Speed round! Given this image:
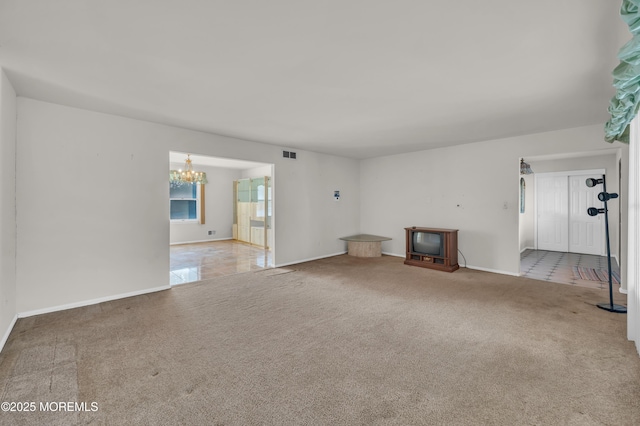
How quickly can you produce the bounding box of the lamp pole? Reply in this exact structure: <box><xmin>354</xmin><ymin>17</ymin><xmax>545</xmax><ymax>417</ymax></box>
<box><xmin>586</xmin><ymin>175</ymin><xmax>626</xmax><ymax>313</ymax></box>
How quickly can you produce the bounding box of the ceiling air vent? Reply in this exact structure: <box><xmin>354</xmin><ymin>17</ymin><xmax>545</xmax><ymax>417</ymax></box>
<box><xmin>283</xmin><ymin>150</ymin><xmax>297</xmax><ymax>159</ymax></box>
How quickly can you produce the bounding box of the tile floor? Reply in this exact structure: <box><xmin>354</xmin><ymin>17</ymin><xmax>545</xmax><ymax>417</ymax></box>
<box><xmin>520</xmin><ymin>249</ymin><xmax>621</xmax><ymax>290</ymax></box>
<box><xmin>170</xmin><ymin>240</ymin><xmax>272</xmax><ymax>285</ymax></box>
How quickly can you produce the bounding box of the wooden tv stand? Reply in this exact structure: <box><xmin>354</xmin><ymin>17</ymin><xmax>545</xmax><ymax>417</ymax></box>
<box><xmin>404</xmin><ymin>227</ymin><xmax>459</xmax><ymax>272</ymax></box>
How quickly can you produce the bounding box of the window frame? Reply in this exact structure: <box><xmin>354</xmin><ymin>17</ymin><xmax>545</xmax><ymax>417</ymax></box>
<box><xmin>170</xmin><ymin>182</ymin><xmax>204</xmax><ymax>224</ymax></box>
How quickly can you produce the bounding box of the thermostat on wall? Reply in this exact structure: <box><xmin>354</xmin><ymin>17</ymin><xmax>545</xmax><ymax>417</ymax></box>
<box><xmin>334</xmin><ymin>190</ymin><xmax>340</xmax><ymax>201</ymax></box>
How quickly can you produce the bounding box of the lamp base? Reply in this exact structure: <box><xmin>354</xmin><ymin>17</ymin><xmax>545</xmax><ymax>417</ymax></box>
<box><xmin>597</xmin><ymin>303</ymin><xmax>627</xmax><ymax>314</ymax></box>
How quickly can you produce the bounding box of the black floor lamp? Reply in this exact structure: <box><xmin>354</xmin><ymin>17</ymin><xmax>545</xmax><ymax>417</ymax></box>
<box><xmin>586</xmin><ymin>175</ymin><xmax>626</xmax><ymax>314</ymax></box>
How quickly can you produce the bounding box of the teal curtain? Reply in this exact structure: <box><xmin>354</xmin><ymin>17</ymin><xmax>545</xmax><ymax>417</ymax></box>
<box><xmin>605</xmin><ymin>0</ymin><xmax>640</xmax><ymax>143</ymax></box>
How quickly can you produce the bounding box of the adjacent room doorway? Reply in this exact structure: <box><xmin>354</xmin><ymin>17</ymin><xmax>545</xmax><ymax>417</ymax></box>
<box><xmin>169</xmin><ymin>152</ymin><xmax>275</xmax><ymax>285</ymax></box>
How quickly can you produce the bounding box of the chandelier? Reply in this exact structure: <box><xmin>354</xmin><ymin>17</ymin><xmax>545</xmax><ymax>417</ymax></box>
<box><xmin>170</xmin><ymin>154</ymin><xmax>208</xmax><ymax>187</ymax></box>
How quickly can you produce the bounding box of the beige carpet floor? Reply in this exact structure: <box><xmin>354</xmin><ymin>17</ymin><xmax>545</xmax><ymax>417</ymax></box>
<box><xmin>0</xmin><ymin>255</ymin><xmax>638</xmax><ymax>425</ymax></box>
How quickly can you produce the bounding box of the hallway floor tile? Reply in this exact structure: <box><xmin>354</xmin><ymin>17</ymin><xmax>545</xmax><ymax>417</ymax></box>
<box><xmin>520</xmin><ymin>249</ymin><xmax>621</xmax><ymax>291</ymax></box>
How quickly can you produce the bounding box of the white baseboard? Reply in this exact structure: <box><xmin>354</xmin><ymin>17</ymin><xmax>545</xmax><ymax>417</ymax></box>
<box><xmin>275</xmin><ymin>251</ymin><xmax>347</xmax><ymax>268</ymax></box>
<box><xmin>18</xmin><ymin>285</ymin><xmax>171</xmax><ymax>319</ymax></box>
<box><xmin>0</xmin><ymin>314</ymin><xmax>18</xmax><ymax>354</ymax></box>
<box><xmin>465</xmin><ymin>265</ymin><xmax>520</xmax><ymax>277</ymax></box>
<box><xmin>170</xmin><ymin>237</ymin><xmax>232</xmax><ymax>246</ymax></box>
<box><xmin>520</xmin><ymin>246</ymin><xmax>535</xmax><ymax>254</ymax></box>
<box><xmin>382</xmin><ymin>252</ymin><xmax>405</xmax><ymax>258</ymax></box>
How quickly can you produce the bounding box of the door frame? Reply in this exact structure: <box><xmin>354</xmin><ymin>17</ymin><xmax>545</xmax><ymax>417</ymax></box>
<box><xmin>534</xmin><ymin>168</ymin><xmax>606</xmax><ymax>254</ymax></box>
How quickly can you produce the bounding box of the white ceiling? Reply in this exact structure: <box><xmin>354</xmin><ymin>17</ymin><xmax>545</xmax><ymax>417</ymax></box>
<box><xmin>0</xmin><ymin>1</ymin><xmax>628</xmax><ymax>159</ymax></box>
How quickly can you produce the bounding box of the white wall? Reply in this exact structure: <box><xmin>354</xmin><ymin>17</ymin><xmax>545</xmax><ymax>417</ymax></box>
<box><xmin>170</xmin><ymin>164</ymin><xmax>241</xmax><ymax>244</ymax></box>
<box><xmin>16</xmin><ymin>98</ymin><xmax>360</xmax><ymax>314</ymax></box>
<box><xmin>267</xmin><ymin>152</ymin><xmax>359</xmax><ymax>264</ymax></box>
<box><xmin>0</xmin><ymin>70</ymin><xmax>17</xmax><ymax>350</ymax></box>
<box><xmin>360</xmin><ymin>124</ymin><xmax>627</xmax><ymax>276</ymax></box>
<box><xmin>241</xmin><ymin>165</ymin><xmax>272</xmax><ymax>179</ymax></box>
<box><xmin>16</xmin><ymin>99</ymin><xmax>171</xmax><ymax>314</ymax></box>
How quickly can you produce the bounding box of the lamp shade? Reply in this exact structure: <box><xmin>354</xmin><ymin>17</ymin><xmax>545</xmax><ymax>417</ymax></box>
<box><xmin>586</xmin><ymin>178</ymin><xmax>603</xmax><ymax>188</ymax></box>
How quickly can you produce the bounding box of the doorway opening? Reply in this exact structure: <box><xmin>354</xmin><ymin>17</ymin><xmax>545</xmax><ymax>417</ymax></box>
<box><xmin>518</xmin><ymin>151</ymin><xmax>621</xmax><ymax>289</ymax></box>
<box><xmin>168</xmin><ymin>151</ymin><xmax>274</xmax><ymax>285</ymax></box>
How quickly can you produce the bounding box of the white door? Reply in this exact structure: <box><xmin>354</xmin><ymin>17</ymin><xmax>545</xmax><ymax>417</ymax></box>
<box><xmin>537</xmin><ymin>175</ymin><xmax>569</xmax><ymax>251</ymax></box>
<box><xmin>568</xmin><ymin>175</ymin><xmax>603</xmax><ymax>255</ymax></box>
<box><xmin>535</xmin><ymin>171</ymin><xmax>605</xmax><ymax>255</ymax></box>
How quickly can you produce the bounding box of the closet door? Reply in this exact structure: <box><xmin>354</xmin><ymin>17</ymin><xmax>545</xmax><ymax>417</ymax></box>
<box><xmin>536</xmin><ymin>172</ymin><xmax>605</xmax><ymax>255</ymax></box>
<box><xmin>537</xmin><ymin>175</ymin><xmax>569</xmax><ymax>251</ymax></box>
<box><xmin>568</xmin><ymin>175</ymin><xmax>603</xmax><ymax>255</ymax></box>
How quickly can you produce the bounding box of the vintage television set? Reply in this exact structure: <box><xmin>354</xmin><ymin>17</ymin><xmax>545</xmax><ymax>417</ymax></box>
<box><xmin>404</xmin><ymin>227</ymin><xmax>459</xmax><ymax>272</ymax></box>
